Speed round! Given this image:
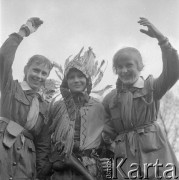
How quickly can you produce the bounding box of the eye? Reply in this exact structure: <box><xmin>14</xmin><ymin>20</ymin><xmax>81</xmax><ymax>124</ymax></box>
<box><xmin>33</xmin><ymin>69</ymin><xmax>40</xmax><ymax>73</ymax></box>
<box><xmin>67</xmin><ymin>74</ymin><xmax>75</xmax><ymax>80</ymax></box>
<box><xmin>117</xmin><ymin>65</ymin><xmax>123</xmax><ymax>69</ymax></box>
<box><xmin>42</xmin><ymin>71</ymin><xmax>48</xmax><ymax>76</ymax></box>
<box><xmin>78</xmin><ymin>74</ymin><xmax>85</xmax><ymax>78</ymax></box>
<box><xmin>126</xmin><ymin>64</ymin><xmax>133</xmax><ymax>68</ymax></box>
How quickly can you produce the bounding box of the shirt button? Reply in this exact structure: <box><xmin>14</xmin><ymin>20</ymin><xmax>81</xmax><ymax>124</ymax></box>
<box><xmin>13</xmin><ymin>162</ymin><xmax>17</xmax><ymax>166</ymax></box>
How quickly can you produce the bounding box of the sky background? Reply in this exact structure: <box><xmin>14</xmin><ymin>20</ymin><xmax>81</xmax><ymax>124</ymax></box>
<box><xmin>1</xmin><ymin>0</ymin><xmax>179</xmax><ymax>91</ymax></box>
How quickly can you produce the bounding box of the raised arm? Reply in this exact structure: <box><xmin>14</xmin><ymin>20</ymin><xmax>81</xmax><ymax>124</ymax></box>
<box><xmin>0</xmin><ymin>17</ymin><xmax>43</xmax><ymax>92</ymax></box>
<box><xmin>138</xmin><ymin>17</ymin><xmax>179</xmax><ymax>99</ymax></box>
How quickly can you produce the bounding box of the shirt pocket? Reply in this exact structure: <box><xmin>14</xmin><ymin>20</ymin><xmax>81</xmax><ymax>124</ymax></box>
<box><xmin>109</xmin><ymin>102</ymin><xmax>121</xmax><ymax>121</ymax></box>
<box><xmin>138</xmin><ymin>125</ymin><xmax>163</xmax><ymax>153</ymax></box>
<box><xmin>14</xmin><ymin>92</ymin><xmax>30</xmax><ymax>105</ymax></box>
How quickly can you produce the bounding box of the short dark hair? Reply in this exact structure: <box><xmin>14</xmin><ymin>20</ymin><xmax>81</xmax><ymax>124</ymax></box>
<box><xmin>23</xmin><ymin>55</ymin><xmax>52</xmax><ymax>80</ymax></box>
<box><xmin>24</xmin><ymin>54</ymin><xmax>52</xmax><ymax>73</ymax></box>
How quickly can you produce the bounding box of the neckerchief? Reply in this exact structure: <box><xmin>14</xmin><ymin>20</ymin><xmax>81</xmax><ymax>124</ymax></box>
<box><xmin>116</xmin><ymin>78</ymin><xmax>141</xmax><ymax>129</ymax></box>
<box><xmin>20</xmin><ymin>81</ymin><xmax>41</xmax><ymax>130</ymax></box>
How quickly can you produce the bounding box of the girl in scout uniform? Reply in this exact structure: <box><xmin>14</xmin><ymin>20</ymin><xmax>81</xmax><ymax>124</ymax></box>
<box><xmin>0</xmin><ymin>18</ymin><xmax>52</xmax><ymax>180</ymax></box>
<box><xmin>103</xmin><ymin>17</ymin><xmax>179</xmax><ymax>179</ymax></box>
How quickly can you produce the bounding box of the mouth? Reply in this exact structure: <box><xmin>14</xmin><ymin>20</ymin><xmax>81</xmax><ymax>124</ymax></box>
<box><xmin>74</xmin><ymin>85</ymin><xmax>82</xmax><ymax>88</ymax></box>
<box><xmin>120</xmin><ymin>74</ymin><xmax>131</xmax><ymax>80</ymax></box>
<box><xmin>31</xmin><ymin>77</ymin><xmax>44</xmax><ymax>86</ymax></box>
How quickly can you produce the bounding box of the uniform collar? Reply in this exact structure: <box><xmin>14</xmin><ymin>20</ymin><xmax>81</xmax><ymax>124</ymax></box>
<box><xmin>20</xmin><ymin>81</ymin><xmax>44</xmax><ymax>101</ymax></box>
<box><xmin>20</xmin><ymin>81</ymin><xmax>32</xmax><ymax>91</ymax></box>
<box><xmin>133</xmin><ymin>77</ymin><xmax>144</xmax><ymax>89</ymax></box>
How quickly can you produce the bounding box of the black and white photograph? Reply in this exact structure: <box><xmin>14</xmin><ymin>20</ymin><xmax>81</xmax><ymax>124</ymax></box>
<box><xmin>0</xmin><ymin>0</ymin><xmax>179</xmax><ymax>179</ymax></box>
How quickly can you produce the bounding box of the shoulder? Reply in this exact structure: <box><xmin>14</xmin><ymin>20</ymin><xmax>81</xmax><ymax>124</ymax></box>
<box><xmin>49</xmin><ymin>94</ymin><xmax>64</xmax><ymax>114</ymax></box>
<box><xmin>88</xmin><ymin>96</ymin><xmax>105</xmax><ymax>111</ymax></box>
<box><xmin>103</xmin><ymin>89</ymin><xmax>117</xmax><ymax>104</ymax></box>
<box><xmin>144</xmin><ymin>75</ymin><xmax>154</xmax><ymax>91</ymax></box>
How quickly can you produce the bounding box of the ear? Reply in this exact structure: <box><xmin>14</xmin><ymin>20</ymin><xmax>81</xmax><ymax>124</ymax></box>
<box><xmin>24</xmin><ymin>66</ymin><xmax>28</xmax><ymax>80</ymax></box>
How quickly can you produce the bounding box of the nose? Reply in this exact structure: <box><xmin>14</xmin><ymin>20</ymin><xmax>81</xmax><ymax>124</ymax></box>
<box><xmin>121</xmin><ymin>67</ymin><xmax>128</xmax><ymax>73</ymax></box>
<box><xmin>74</xmin><ymin>76</ymin><xmax>80</xmax><ymax>82</ymax></box>
<box><xmin>36</xmin><ymin>72</ymin><xmax>43</xmax><ymax>80</ymax></box>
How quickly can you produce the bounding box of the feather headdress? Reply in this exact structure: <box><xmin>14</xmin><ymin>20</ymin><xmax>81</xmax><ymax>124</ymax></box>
<box><xmin>54</xmin><ymin>47</ymin><xmax>112</xmax><ymax>96</ymax></box>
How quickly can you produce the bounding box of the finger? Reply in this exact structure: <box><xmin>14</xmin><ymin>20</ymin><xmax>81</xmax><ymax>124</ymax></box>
<box><xmin>34</xmin><ymin>19</ymin><xmax>43</xmax><ymax>27</ymax></box>
<box><xmin>139</xmin><ymin>17</ymin><xmax>150</xmax><ymax>22</ymax></box>
<box><xmin>140</xmin><ymin>29</ymin><xmax>149</xmax><ymax>35</ymax></box>
<box><xmin>138</xmin><ymin>20</ymin><xmax>152</xmax><ymax>27</ymax></box>
<box><xmin>138</xmin><ymin>20</ymin><xmax>151</xmax><ymax>26</ymax></box>
<box><xmin>29</xmin><ymin>17</ymin><xmax>43</xmax><ymax>27</ymax></box>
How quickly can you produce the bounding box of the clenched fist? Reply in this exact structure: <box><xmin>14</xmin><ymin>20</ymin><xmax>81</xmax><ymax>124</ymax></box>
<box><xmin>20</xmin><ymin>17</ymin><xmax>43</xmax><ymax>37</ymax></box>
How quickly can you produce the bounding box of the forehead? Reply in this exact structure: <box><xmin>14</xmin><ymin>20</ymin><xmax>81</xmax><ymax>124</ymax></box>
<box><xmin>29</xmin><ymin>63</ymin><xmax>50</xmax><ymax>72</ymax></box>
<box><xmin>117</xmin><ymin>56</ymin><xmax>137</xmax><ymax>66</ymax></box>
<box><xmin>67</xmin><ymin>68</ymin><xmax>85</xmax><ymax>77</ymax></box>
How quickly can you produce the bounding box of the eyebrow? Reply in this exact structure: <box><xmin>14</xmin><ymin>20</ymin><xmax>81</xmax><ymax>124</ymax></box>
<box><xmin>33</xmin><ymin>68</ymin><xmax>48</xmax><ymax>74</ymax></box>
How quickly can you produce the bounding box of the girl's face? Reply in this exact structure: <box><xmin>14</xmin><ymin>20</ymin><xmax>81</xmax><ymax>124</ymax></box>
<box><xmin>116</xmin><ymin>58</ymin><xmax>140</xmax><ymax>85</ymax></box>
<box><xmin>67</xmin><ymin>69</ymin><xmax>87</xmax><ymax>93</ymax></box>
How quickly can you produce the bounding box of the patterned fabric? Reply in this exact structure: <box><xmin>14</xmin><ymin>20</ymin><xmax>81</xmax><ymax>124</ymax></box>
<box><xmin>73</xmin><ymin>93</ymin><xmax>89</xmax><ymax>143</ymax></box>
<box><xmin>50</xmin><ymin>94</ymin><xmax>106</xmax><ymax>179</ymax></box>
<box><xmin>65</xmin><ymin>59</ymin><xmax>90</xmax><ymax>78</ymax></box>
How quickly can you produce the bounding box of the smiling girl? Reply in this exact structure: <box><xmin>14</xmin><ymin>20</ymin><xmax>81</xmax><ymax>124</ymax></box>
<box><xmin>102</xmin><ymin>18</ymin><xmax>179</xmax><ymax>179</ymax></box>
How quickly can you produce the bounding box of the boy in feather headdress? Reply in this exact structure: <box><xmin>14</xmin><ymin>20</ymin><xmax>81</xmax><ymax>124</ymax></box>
<box><xmin>49</xmin><ymin>48</ymin><xmax>110</xmax><ymax>180</ymax></box>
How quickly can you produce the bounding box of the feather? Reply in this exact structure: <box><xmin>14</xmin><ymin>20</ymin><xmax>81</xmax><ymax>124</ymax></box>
<box><xmin>73</xmin><ymin>47</ymin><xmax>84</xmax><ymax>62</ymax></box>
<box><xmin>55</xmin><ymin>70</ymin><xmax>63</xmax><ymax>81</ymax></box>
<box><xmin>57</xmin><ymin>65</ymin><xmax>63</xmax><ymax>75</ymax></box>
<box><xmin>64</xmin><ymin>55</ymin><xmax>72</xmax><ymax>69</ymax></box>
<box><xmin>91</xmin><ymin>61</ymin><xmax>98</xmax><ymax>78</ymax></box>
<box><xmin>93</xmin><ymin>71</ymin><xmax>104</xmax><ymax>89</ymax></box>
<box><xmin>83</xmin><ymin>48</ymin><xmax>96</xmax><ymax>76</ymax></box>
<box><xmin>95</xmin><ymin>59</ymin><xmax>105</xmax><ymax>76</ymax></box>
<box><xmin>53</xmin><ymin>62</ymin><xmax>64</xmax><ymax>74</ymax></box>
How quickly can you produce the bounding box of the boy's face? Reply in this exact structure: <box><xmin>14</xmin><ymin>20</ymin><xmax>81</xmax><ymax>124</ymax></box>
<box><xmin>116</xmin><ymin>57</ymin><xmax>140</xmax><ymax>85</ymax></box>
<box><xmin>25</xmin><ymin>63</ymin><xmax>50</xmax><ymax>91</ymax></box>
<box><xmin>67</xmin><ymin>69</ymin><xmax>87</xmax><ymax>93</ymax></box>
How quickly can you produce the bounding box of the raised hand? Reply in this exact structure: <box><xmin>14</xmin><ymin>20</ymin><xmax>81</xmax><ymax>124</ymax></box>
<box><xmin>19</xmin><ymin>17</ymin><xmax>43</xmax><ymax>37</ymax></box>
<box><xmin>26</xmin><ymin>17</ymin><xmax>43</xmax><ymax>33</ymax></box>
<box><xmin>138</xmin><ymin>17</ymin><xmax>165</xmax><ymax>42</ymax></box>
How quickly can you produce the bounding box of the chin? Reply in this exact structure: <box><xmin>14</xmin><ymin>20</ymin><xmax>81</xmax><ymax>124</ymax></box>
<box><xmin>73</xmin><ymin>90</ymin><xmax>83</xmax><ymax>93</ymax></box>
<box><xmin>70</xmin><ymin>88</ymin><xmax>84</xmax><ymax>93</ymax></box>
<box><xmin>120</xmin><ymin>77</ymin><xmax>138</xmax><ymax>85</ymax></box>
<box><xmin>31</xmin><ymin>84</ymin><xmax>41</xmax><ymax>91</ymax></box>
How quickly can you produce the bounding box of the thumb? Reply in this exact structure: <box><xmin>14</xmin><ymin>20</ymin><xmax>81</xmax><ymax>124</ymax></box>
<box><xmin>140</xmin><ymin>29</ymin><xmax>149</xmax><ymax>35</ymax></box>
